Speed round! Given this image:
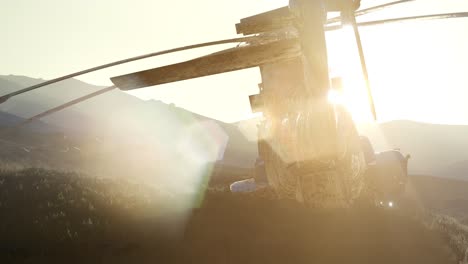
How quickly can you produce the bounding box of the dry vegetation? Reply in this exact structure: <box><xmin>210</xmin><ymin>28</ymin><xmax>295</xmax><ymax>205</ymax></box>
<box><xmin>429</xmin><ymin>214</ymin><xmax>468</xmax><ymax>263</ymax></box>
<box><xmin>0</xmin><ymin>168</ymin><xmax>462</xmax><ymax>263</ymax></box>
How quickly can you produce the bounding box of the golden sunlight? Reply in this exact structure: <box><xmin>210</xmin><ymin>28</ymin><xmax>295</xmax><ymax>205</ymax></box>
<box><xmin>328</xmin><ymin>19</ymin><xmax>468</xmax><ymax>125</ymax></box>
<box><xmin>327</xmin><ymin>26</ymin><xmax>374</xmax><ymax>122</ymax></box>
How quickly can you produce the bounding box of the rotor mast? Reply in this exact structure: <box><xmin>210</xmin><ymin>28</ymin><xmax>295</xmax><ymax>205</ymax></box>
<box><xmin>292</xmin><ymin>0</ymin><xmax>331</xmax><ymax>98</ymax></box>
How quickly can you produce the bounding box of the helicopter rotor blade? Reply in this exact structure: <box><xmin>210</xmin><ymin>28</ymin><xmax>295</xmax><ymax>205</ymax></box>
<box><xmin>10</xmin><ymin>86</ymin><xmax>116</xmax><ymax>130</ymax></box>
<box><xmin>357</xmin><ymin>11</ymin><xmax>468</xmax><ymax>27</ymax></box>
<box><xmin>327</xmin><ymin>0</ymin><xmax>417</xmax><ymax>24</ymax></box>
<box><xmin>326</xmin><ymin>12</ymin><xmax>468</xmax><ymax>31</ymax></box>
<box><xmin>347</xmin><ymin>14</ymin><xmax>377</xmax><ymax>120</ymax></box>
<box><xmin>110</xmin><ymin>39</ymin><xmax>300</xmax><ymax>90</ymax></box>
<box><xmin>354</xmin><ymin>0</ymin><xmax>417</xmax><ymax>17</ymax></box>
<box><xmin>0</xmin><ymin>35</ymin><xmax>267</xmax><ymax>104</ymax></box>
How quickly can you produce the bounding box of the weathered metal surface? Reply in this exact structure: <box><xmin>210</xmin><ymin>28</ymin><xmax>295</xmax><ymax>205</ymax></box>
<box><xmin>253</xmin><ymin>1</ymin><xmax>369</xmax><ymax>207</ymax></box>
<box><xmin>293</xmin><ymin>0</ymin><xmax>331</xmax><ymax>97</ymax></box>
<box><xmin>235</xmin><ymin>6</ymin><xmax>294</xmax><ymax>35</ymax></box>
<box><xmin>238</xmin><ymin>6</ymin><xmax>291</xmax><ymax>26</ymax></box>
<box><xmin>234</xmin><ymin>1</ymin><xmax>363</xmax><ymax>36</ymax></box>
<box><xmin>248</xmin><ymin>94</ymin><xmax>263</xmax><ymax>113</ymax></box>
<box><xmin>258</xmin><ymin>58</ymin><xmax>367</xmax><ymax>205</ymax></box>
<box><xmin>111</xmin><ymin>39</ymin><xmax>300</xmax><ymax>90</ymax></box>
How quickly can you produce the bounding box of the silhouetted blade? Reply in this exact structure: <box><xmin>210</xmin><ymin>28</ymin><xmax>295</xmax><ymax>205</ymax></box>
<box><xmin>327</xmin><ymin>0</ymin><xmax>417</xmax><ymax>24</ymax></box>
<box><xmin>111</xmin><ymin>39</ymin><xmax>300</xmax><ymax>91</ymax></box>
<box><xmin>0</xmin><ymin>36</ymin><xmax>261</xmax><ymax>104</ymax></box>
<box><xmin>326</xmin><ymin>12</ymin><xmax>468</xmax><ymax>30</ymax></box>
<box><xmin>349</xmin><ymin>15</ymin><xmax>377</xmax><ymax>120</ymax></box>
<box><xmin>358</xmin><ymin>12</ymin><xmax>468</xmax><ymax>27</ymax></box>
<box><xmin>0</xmin><ymin>95</ymin><xmax>10</xmax><ymax>104</ymax></box>
<box><xmin>12</xmin><ymin>86</ymin><xmax>116</xmax><ymax>129</ymax></box>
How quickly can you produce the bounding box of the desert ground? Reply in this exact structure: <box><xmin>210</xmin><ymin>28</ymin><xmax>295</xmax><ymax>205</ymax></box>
<box><xmin>0</xmin><ymin>168</ymin><xmax>466</xmax><ymax>264</ymax></box>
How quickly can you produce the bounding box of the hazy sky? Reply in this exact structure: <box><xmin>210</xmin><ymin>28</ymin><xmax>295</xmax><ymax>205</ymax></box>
<box><xmin>1</xmin><ymin>0</ymin><xmax>468</xmax><ymax>124</ymax></box>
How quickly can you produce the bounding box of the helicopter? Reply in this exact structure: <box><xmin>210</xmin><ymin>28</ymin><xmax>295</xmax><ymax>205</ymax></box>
<box><xmin>1</xmin><ymin>0</ymin><xmax>467</xmax><ymax>207</ymax></box>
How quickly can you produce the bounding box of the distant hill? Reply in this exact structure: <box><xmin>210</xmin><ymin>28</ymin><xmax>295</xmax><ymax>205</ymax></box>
<box><xmin>436</xmin><ymin>160</ymin><xmax>468</xmax><ymax>181</ymax></box>
<box><xmin>0</xmin><ymin>110</ymin><xmax>58</xmax><ymax>134</ymax></box>
<box><xmin>3</xmin><ymin>75</ymin><xmax>467</xmax><ymax>180</ymax></box>
<box><xmin>359</xmin><ymin>120</ymin><xmax>468</xmax><ymax>180</ymax></box>
<box><xmin>409</xmin><ymin>175</ymin><xmax>468</xmax><ymax>224</ymax></box>
<box><xmin>410</xmin><ymin>175</ymin><xmax>468</xmax><ymax>204</ymax></box>
<box><xmin>0</xmin><ymin>75</ymin><xmax>258</xmax><ymax>170</ymax></box>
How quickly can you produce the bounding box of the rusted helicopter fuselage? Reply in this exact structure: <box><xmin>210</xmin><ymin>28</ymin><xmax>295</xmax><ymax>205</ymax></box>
<box><xmin>111</xmin><ymin>0</ymin><xmax>368</xmax><ymax>207</ymax></box>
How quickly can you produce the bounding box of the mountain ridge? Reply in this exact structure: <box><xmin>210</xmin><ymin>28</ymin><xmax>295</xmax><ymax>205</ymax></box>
<box><xmin>1</xmin><ymin>75</ymin><xmax>467</xmax><ymax>180</ymax></box>
<box><xmin>358</xmin><ymin>120</ymin><xmax>468</xmax><ymax>180</ymax></box>
<box><xmin>0</xmin><ymin>75</ymin><xmax>258</xmax><ymax>170</ymax></box>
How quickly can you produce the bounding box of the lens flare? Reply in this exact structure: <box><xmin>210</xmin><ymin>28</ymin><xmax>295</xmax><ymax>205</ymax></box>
<box><xmin>327</xmin><ymin>27</ymin><xmax>374</xmax><ymax>122</ymax></box>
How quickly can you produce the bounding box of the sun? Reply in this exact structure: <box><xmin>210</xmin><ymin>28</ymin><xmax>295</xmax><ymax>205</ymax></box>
<box><xmin>327</xmin><ymin>27</ymin><xmax>374</xmax><ymax>123</ymax></box>
<box><xmin>328</xmin><ymin>77</ymin><xmax>373</xmax><ymax>122</ymax></box>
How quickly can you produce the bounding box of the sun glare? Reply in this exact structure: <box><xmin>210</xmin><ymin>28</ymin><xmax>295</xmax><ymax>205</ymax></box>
<box><xmin>327</xmin><ymin>27</ymin><xmax>374</xmax><ymax>123</ymax></box>
<box><xmin>327</xmin><ymin>89</ymin><xmax>343</xmax><ymax>105</ymax></box>
<box><xmin>246</xmin><ymin>111</ymin><xmax>264</xmax><ymax>120</ymax></box>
